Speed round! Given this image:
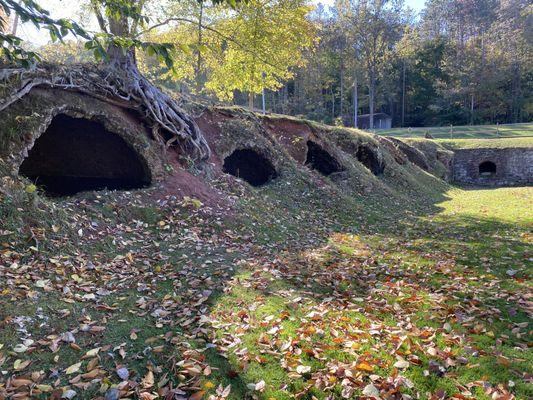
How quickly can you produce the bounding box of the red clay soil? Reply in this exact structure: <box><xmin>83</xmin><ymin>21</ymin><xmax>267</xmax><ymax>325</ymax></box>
<box><xmin>262</xmin><ymin>117</ymin><xmax>313</xmax><ymax>164</ymax></box>
<box><xmin>152</xmin><ymin>152</ymin><xmax>228</xmax><ymax>210</ymax></box>
<box><xmin>195</xmin><ymin>109</ymin><xmax>229</xmax><ymax>169</ymax></box>
<box><xmin>152</xmin><ymin>109</ymin><xmax>235</xmax><ymax>209</ymax></box>
<box><xmin>152</xmin><ymin>109</ymin><xmax>327</xmax><ymax>208</ymax></box>
<box><xmin>196</xmin><ymin>109</ymin><xmax>317</xmax><ymax>167</ymax></box>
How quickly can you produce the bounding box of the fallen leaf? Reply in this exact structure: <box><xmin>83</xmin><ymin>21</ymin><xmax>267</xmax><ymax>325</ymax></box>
<box><xmin>356</xmin><ymin>362</ymin><xmax>375</xmax><ymax>372</ymax></box>
<box><xmin>142</xmin><ymin>370</ymin><xmax>154</xmax><ymax>389</ymax></box>
<box><xmin>362</xmin><ymin>383</ymin><xmax>380</xmax><ymax>398</ymax></box>
<box><xmin>66</xmin><ymin>362</ymin><xmax>82</xmax><ymax>375</ymax></box>
<box><xmin>393</xmin><ymin>358</ymin><xmax>410</xmax><ymax>369</ymax></box>
<box><xmin>296</xmin><ymin>365</ymin><xmax>311</xmax><ymax>374</ymax></box>
<box><xmin>117</xmin><ymin>367</ymin><xmax>129</xmax><ymax>381</ymax></box>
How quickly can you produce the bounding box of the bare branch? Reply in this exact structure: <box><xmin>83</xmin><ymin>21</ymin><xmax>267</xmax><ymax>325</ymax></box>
<box><xmin>90</xmin><ymin>0</ymin><xmax>109</xmax><ymax>34</ymax></box>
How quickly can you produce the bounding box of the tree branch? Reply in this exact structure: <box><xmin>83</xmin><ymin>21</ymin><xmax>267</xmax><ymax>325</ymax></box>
<box><xmin>136</xmin><ymin>16</ymin><xmax>284</xmax><ymax>72</ymax></box>
<box><xmin>90</xmin><ymin>0</ymin><xmax>108</xmax><ymax>34</ymax></box>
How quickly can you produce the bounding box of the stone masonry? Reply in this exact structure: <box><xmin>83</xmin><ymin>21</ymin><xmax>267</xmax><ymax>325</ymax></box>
<box><xmin>453</xmin><ymin>147</ymin><xmax>532</xmax><ymax>186</ymax></box>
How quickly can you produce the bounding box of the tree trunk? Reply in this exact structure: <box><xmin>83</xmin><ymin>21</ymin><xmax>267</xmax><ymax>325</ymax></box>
<box><xmin>195</xmin><ymin>1</ymin><xmax>204</xmax><ymax>93</ymax></box>
<box><xmin>480</xmin><ymin>31</ymin><xmax>485</xmax><ymax>67</ymax></box>
<box><xmin>340</xmin><ymin>55</ymin><xmax>344</xmax><ymax>124</ymax></box>
<box><xmin>511</xmin><ymin>61</ymin><xmax>521</xmax><ymax>123</ymax></box>
<box><xmin>282</xmin><ymin>86</ymin><xmax>288</xmax><ymax>114</ymax></box>
<box><xmin>261</xmin><ymin>87</ymin><xmax>266</xmax><ymax>115</ymax></box>
<box><xmin>401</xmin><ymin>59</ymin><xmax>406</xmax><ymax>127</ymax></box>
<box><xmin>369</xmin><ymin>73</ymin><xmax>375</xmax><ymax>130</ymax></box>
<box><xmin>470</xmin><ymin>94</ymin><xmax>474</xmax><ymax>125</ymax></box>
<box><xmin>11</xmin><ymin>0</ymin><xmax>20</xmax><ymax>35</ymax></box>
<box><xmin>353</xmin><ymin>75</ymin><xmax>358</xmax><ymax>128</ymax></box>
<box><xmin>0</xmin><ymin>7</ymin><xmax>8</xmax><ymax>33</ymax></box>
<box><xmin>107</xmin><ymin>14</ymin><xmax>134</xmax><ymax>66</ymax></box>
<box><xmin>249</xmin><ymin>92</ymin><xmax>254</xmax><ymax>111</ymax></box>
<box><xmin>331</xmin><ymin>87</ymin><xmax>335</xmax><ymax>121</ymax></box>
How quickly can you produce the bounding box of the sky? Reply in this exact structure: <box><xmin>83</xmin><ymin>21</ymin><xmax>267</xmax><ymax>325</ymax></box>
<box><xmin>17</xmin><ymin>0</ymin><xmax>427</xmax><ymax>46</ymax></box>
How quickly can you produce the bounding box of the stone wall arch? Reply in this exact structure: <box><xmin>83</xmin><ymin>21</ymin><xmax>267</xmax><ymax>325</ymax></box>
<box><xmin>453</xmin><ymin>148</ymin><xmax>532</xmax><ymax>186</ymax></box>
<box><xmin>478</xmin><ymin>160</ymin><xmax>497</xmax><ymax>177</ymax></box>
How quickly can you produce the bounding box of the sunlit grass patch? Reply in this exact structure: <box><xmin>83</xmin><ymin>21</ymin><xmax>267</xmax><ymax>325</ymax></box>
<box><xmin>203</xmin><ymin>187</ymin><xmax>532</xmax><ymax>399</ymax></box>
<box><xmin>378</xmin><ymin>122</ymin><xmax>533</xmax><ymax>139</ymax></box>
<box><xmin>1</xmin><ymin>152</ymin><xmax>531</xmax><ymax>400</ymax></box>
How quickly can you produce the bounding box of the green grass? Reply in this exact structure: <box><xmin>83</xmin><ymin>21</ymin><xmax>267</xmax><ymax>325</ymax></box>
<box><xmin>2</xmin><ymin>90</ymin><xmax>531</xmax><ymax>399</ymax></box>
<box><xmin>435</xmin><ymin>136</ymin><xmax>533</xmax><ymax>149</ymax></box>
<box><xmin>204</xmin><ymin>187</ymin><xmax>533</xmax><ymax>399</ymax></box>
<box><xmin>0</xmin><ymin>171</ymin><xmax>531</xmax><ymax>399</ymax></box>
<box><xmin>378</xmin><ymin>122</ymin><xmax>533</xmax><ymax>139</ymax></box>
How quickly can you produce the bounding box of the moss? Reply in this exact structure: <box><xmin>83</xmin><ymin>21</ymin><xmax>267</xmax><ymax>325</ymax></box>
<box><xmin>0</xmin><ymin>88</ymin><xmax>165</xmax><ymax>185</ymax></box>
<box><xmin>0</xmin><ymin>162</ymin><xmax>73</xmax><ymax>252</ymax></box>
<box><xmin>0</xmin><ymin>98</ymin><xmax>47</xmax><ymax>153</ymax></box>
<box><xmin>214</xmin><ymin>117</ymin><xmax>290</xmax><ymax>170</ymax></box>
<box><xmin>398</xmin><ymin>138</ymin><xmax>454</xmax><ymax>179</ymax></box>
<box><xmin>204</xmin><ymin>106</ymin><xmax>452</xmax><ymax>211</ymax></box>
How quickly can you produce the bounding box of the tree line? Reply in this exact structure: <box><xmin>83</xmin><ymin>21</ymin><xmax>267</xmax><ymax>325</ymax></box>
<box><xmin>4</xmin><ymin>0</ymin><xmax>533</xmax><ymax>129</ymax></box>
<box><xmin>286</xmin><ymin>0</ymin><xmax>532</xmax><ymax>128</ymax></box>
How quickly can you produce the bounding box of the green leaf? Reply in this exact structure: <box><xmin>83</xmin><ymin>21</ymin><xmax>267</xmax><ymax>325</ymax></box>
<box><xmin>49</xmin><ymin>29</ymin><xmax>57</xmax><ymax>42</ymax></box>
<box><xmin>178</xmin><ymin>43</ymin><xmax>192</xmax><ymax>55</ymax></box>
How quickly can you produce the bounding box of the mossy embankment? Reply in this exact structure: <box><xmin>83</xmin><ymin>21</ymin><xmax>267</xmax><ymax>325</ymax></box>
<box><xmin>436</xmin><ymin>136</ymin><xmax>533</xmax><ymax>149</ymax></box>
<box><xmin>1</xmin><ymin>99</ymin><xmax>530</xmax><ymax>399</ymax></box>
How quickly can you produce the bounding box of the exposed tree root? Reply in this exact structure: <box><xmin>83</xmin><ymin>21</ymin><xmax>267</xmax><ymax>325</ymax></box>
<box><xmin>0</xmin><ymin>61</ymin><xmax>211</xmax><ymax>161</ymax></box>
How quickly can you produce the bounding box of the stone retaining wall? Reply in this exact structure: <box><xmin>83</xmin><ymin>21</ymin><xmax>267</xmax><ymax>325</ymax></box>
<box><xmin>453</xmin><ymin>147</ymin><xmax>532</xmax><ymax>186</ymax></box>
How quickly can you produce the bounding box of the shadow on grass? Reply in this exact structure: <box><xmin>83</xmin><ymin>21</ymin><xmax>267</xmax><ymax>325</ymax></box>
<box><xmin>201</xmin><ymin>202</ymin><xmax>531</xmax><ymax>399</ymax></box>
<box><xmin>1</xmin><ymin>158</ymin><xmax>528</xmax><ymax>399</ymax></box>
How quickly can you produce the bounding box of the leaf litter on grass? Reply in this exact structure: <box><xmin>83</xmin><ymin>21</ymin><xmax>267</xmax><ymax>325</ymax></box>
<box><xmin>0</xmin><ymin>187</ymin><xmax>531</xmax><ymax>400</ymax></box>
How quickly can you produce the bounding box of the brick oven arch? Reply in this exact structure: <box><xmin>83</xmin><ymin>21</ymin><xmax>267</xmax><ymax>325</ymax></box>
<box><xmin>478</xmin><ymin>160</ymin><xmax>497</xmax><ymax>177</ymax></box>
<box><xmin>223</xmin><ymin>148</ymin><xmax>278</xmax><ymax>187</ymax></box>
<box><xmin>19</xmin><ymin>113</ymin><xmax>152</xmax><ymax>196</ymax></box>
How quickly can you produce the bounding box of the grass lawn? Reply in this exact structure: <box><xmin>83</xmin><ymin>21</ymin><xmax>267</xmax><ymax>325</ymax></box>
<box><xmin>0</xmin><ymin>185</ymin><xmax>531</xmax><ymax>399</ymax></box>
<box><xmin>208</xmin><ymin>187</ymin><xmax>532</xmax><ymax>399</ymax></box>
<box><xmin>377</xmin><ymin>123</ymin><xmax>533</xmax><ymax>139</ymax></box>
<box><xmin>434</xmin><ymin>137</ymin><xmax>533</xmax><ymax>149</ymax></box>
